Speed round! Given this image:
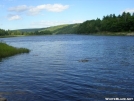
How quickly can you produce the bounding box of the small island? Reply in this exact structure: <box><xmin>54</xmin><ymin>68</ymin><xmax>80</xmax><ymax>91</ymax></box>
<box><xmin>0</xmin><ymin>42</ymin><xmax>30</xmax><ymax>59</ymax></box>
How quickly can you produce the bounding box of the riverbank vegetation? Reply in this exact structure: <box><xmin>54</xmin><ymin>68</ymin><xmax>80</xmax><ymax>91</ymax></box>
<box><xmin>0</xmin><ymin>12</ymin><xmax>134</xmax><ymax>36</ymax></box>
<box><xmin>0</xmin><ymin>42</ymin><xmax>30</xmax><ymax>59</ymax></box>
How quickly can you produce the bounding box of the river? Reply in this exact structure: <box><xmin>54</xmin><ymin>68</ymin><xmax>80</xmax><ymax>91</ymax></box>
<box><xmin>0</xmin><ymin>35</ymin><xmax>134</xmax><ymax>101</ymax></box>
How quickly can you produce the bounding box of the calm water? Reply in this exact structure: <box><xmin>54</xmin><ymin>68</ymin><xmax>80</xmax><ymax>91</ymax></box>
<box><xmin>0</xmin><ymin>35</ymin><xmax>134</xmax><ymax>101</ymax></box>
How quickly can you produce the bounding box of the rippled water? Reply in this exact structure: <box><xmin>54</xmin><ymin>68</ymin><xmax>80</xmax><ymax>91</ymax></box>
<box><xmin>0</xmin><ymin>35</ymin><xmax>134</xmax><ymax>101</ymax></box>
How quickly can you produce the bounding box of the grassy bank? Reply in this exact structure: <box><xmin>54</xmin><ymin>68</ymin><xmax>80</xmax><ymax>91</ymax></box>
<box><xmin>0</xmin><ymin>35</ymin><xmax>26</xmax><ymax>38</ymax></box>
<box><xmin>0</xmin><ymin>42</ymin><xmax>30</xmax><ymax>59</ymax></box>
<box><xmin>95</xmin><ymin>32</ymin><xmax>134</xmax><ymax>36</ymax></box>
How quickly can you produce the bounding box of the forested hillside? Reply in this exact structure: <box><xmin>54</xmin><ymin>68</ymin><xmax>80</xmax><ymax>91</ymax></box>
<box><xmin>77</xmin><ymin>12</ymin><xmax>134</xmax><ymax>34</ymax></box>
<box><xmin>0</xmin><ymin>29</ymin><xmax>8</xmax><ymax>36</ymax></box>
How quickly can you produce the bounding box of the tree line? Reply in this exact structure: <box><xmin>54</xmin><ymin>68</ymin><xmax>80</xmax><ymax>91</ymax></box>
<box><xmin>0</xmin><ymin>12</ymin><xmax>134</xmax><ymax>36</ymax></box>
<box><xmin>0</xmin><ymin>29</ymin><xmax>52</xmax><ymax>36</ymax></box>
<box><xmin>77</xmin><ymin>12</ymin><xmax>134</xmax><ymax>34</ymax></box>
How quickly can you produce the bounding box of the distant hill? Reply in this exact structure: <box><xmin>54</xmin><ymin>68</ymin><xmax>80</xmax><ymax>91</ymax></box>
<box><xmin>13</xmin><ymin>28</ymin><xmax>45</xmax><ymax>32</ymax></box>
<box><xmin>14</xmin><ymin>23</ymin><xmax>80</xmax><ymax>34</ymax></box>
<box><xmin>40</xmin><ymin>23</ymin><xmax>80</xmax><ymax>34</ymax></box>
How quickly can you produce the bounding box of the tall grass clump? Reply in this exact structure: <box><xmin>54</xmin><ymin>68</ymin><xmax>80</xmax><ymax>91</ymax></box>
<box><xmin>0</xmin><ymin>42</ymin><xmax>30</xmax><ymax>59</ymax></box>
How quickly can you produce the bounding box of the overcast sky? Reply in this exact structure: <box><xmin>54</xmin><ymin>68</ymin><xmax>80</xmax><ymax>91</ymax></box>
<box><xmin>0</xmin><ymin>0</ymin><xmax>134</xmax><ymax>30</ymax></box>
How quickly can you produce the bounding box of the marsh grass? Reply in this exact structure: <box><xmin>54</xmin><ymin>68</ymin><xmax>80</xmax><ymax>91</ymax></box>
<box><xmin>0</xmin><ymin>42</ymin><xmax>30</xmax><ymax>59</ymax></box>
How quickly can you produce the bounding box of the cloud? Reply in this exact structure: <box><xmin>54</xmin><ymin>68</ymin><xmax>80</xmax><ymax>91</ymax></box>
<box><xmin>28</xmin><ymin>4</ymin><xmax>69</xmax><ymax>15</ymax></box>
<box><xmin>123</xmin><ymin>8</ymin><xmax>134</xmax><ymax>13</ymax></box>
<box><xmin>8</xmin><ymin>4</ymin><xmax>69</xmax><ymax>15</ymax></box>
<box><xmin>30</xmin><ymin>20</ymin><xmax>84</xmax><ymax>28</ymax></box>
<box><xmin>8</xmin><ymin>5</ymin><xmax>28</xmax><ymax>12</ymax></box>
<box><xmin>44</xmin><ymin>4</ymin><xmax>69</xmax><ymax>12</ymax></box>
<box><xmin>72</xmin><ymin>20</ymin><xmax>84</xmax><ymax>23</ymax></box>
<box><xmin>31</xmin><ymin>21</ymin><xmax>67</xmax><ymax>27</ymax></box>
<box><xmin>7</xmin><ymin>14</ymin><xmax>21</xmax><ymax>20</ymax></box>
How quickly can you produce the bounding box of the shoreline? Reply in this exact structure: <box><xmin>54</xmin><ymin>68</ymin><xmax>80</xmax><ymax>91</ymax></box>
<box><xmin>0</xmin><ymin>35</ymin><xmax>26</xmax><ymax>38</ymax></box>
<box><xmin>95</xmin><ymin>32</ymin><xmax>134</xmax><ymax>36</ymax></box>
<box><xmin>0</xmin><ymin>32</ymin><xmax>134</xmax><ymax>38</ymax></box>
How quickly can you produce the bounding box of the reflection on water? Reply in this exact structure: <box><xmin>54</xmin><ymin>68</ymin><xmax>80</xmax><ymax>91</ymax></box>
<box><xmin>0</xmin><ymin>35</ymin><xmax>134</xmax><ymax>101</ymax></box>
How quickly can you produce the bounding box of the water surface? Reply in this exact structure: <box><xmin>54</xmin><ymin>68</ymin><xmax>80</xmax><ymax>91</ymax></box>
<box><xmin>0</xmin><ymin>35</ymin><xmax>134</xmax><ymax>101</ymax></box>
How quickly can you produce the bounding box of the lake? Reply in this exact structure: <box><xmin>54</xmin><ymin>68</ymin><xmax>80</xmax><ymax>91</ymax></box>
<box><xmin>0</xmin><ymin>35</ymin><xmax>134</xmax><ymax>101</ymax></box>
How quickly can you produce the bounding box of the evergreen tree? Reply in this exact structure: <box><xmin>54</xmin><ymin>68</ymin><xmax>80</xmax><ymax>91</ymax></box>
<box><xmin>77</xmin><ymin>12</ymin><xmax>134</xmax><ymax>34</ymax></box>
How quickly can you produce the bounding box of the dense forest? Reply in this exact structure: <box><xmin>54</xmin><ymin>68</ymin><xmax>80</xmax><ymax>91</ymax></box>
<box><xmin>0</xmin><ymin>29</ymin><xmax>8</xmax><ymax>36</ymax></box>
<box><xmin>77</xmin><ymin>12</ymin><xmax>134</xmax><ymax>34</ymax></box>
<box><xmin>0</xmin><ymin>12</ymin><xmax>134</xmax><ymax>36</ymax></box>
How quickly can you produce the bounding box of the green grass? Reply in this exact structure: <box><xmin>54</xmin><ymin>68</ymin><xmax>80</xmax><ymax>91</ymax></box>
<box><xmin>0</xmin><ymin>42</ymin><xmax>30</xmax><ymax>59</ymax></box>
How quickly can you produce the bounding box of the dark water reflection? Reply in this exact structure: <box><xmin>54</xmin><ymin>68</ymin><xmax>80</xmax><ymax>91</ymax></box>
<box><xmin>0</xmin><ymin>35</ymin><xmax>134</xmax><ymax>101</ymax></box>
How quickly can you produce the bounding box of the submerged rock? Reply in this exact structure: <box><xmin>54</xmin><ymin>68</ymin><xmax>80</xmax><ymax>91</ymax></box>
<box><xmin>0</xmin><ymin>97</ymin><xmax>7</xmax><ymax>101</ymax></box>
<box><xmin>78</xmin><ymin>59</ymin><xmax>89</xmax><ymax>62</ymax></box>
